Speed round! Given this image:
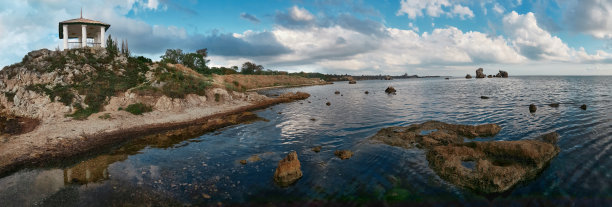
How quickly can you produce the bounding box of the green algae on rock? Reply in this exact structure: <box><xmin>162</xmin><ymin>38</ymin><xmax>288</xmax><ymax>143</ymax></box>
<box><xmin>369</xmin><ymin>121</ymin><xmax>559</xmax><ymax>193</ymax></box>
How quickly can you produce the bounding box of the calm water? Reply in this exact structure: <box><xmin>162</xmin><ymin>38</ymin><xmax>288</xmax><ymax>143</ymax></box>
<box><xmin>0</xmin><ymin>76</ymin><xmax>610</xmax><ymax>206</ymax></box>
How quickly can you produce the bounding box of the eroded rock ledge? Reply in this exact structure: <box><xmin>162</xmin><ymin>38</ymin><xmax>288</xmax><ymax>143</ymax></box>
<box><xmin>370</xmin><ymin>121</ymin><xmax>559</xmax><ymax>193</ymax></box>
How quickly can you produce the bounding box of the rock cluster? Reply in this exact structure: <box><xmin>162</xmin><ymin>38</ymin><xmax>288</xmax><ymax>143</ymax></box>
<box><xmin>273</xmin><ymin>151</ymin><xmax>303</xmax><ymax>186</ymax></box>
<box><xmin>370</xmin><ymin>121</ymin><xmax>559</xmax><ymax>193</ymax></box>
<box><xmin>495</xmin><ymin>70</ymin><xmax>509</xmax><ymax>78</ymax></box>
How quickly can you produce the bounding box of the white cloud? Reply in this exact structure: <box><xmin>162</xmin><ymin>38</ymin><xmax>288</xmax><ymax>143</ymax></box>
<box><xmin>397</xmin><ymin>0</ymin><xmax>474</xmax><ymax>19</ymax></box>
<box><xmin>492</xmin><ymin>3</ymin><xmax>504</xmax><ymax>14</ymax></box>
<box><xmin>559</xmin><ymin>0</ymin><xmax>612</xmax><ymax>39</ymax></box>
<box><xmin>289</xmin><ymin>6</ymin><xmax>314</xmax><ymax>22</ymax></box>
<box><xmin>503</xmin><ymin>11</ymin><xmax>571</xmax><ymax>61</ymax></box>
<box><xmin>451</xmin><ymin>5</ymin><xmax>474</xmax><ymax>19</ymax></box>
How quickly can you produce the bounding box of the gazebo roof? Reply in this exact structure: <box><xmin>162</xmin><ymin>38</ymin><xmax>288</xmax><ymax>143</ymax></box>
<box><xmin>58</xmin><ymin>18</ymin><xmax>110</xmax><ymax>39</ymax></box>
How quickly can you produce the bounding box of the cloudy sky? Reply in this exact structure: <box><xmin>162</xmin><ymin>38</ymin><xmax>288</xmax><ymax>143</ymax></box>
<box><xmin>1</xmin><ymin>0</ymin><xmax>611</xmax><ymax>75</ymax></box>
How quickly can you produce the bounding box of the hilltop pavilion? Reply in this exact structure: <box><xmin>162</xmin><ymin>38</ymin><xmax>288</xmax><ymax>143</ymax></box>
<box><xmin>59</xmin><ymin>11</ymin><xmax>110</xmax><ymax>49</ymax></box>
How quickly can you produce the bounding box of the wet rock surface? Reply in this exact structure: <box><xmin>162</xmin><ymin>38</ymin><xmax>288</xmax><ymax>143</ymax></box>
<box><xmin>385</xmin><ymin>87</ymin><xmax>396</xmax><ymax>94</ymax></box>
<box><xmin>369</xmin><ymin>121</ymin><xmax>559</xmax><ymax>193</ymax></box>
<box><xmin>273</xmin><ymin>151</ymin><xmax>302</xmax><ymax>186</ymax></box>
<box><xmin>529</xmin><ymin>104</ymin><xmax>537</xmax><ymax>113</ymax></box>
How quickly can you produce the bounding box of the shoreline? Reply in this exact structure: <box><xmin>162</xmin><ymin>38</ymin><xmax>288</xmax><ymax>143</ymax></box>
<box><xmin>0</xmin><ymin>91</ymin><xmax>310</xmax><ymax>176</ymax></box>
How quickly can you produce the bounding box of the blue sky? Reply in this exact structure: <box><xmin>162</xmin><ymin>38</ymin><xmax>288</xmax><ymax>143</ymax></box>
<box><xmin>1</xmin><ymin>0</ymin><xmax>611</xmax><ymax>75</ymax></box>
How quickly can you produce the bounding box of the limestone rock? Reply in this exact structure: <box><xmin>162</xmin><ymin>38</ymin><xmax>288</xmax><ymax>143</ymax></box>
<box><xmin>273</xmin><ymin>151</ymin><xmax>302</xmax><ymax>186</ymax></box>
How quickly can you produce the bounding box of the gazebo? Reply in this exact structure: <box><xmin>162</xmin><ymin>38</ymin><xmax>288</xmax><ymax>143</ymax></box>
<box><xmin>59</xmin><ymin>12</ymin><xmax>110</xmax><ymax>49</ymax></box>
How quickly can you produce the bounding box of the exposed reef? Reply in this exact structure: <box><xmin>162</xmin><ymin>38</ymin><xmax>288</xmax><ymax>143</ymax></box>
<box><xmin>369</xmin><ymin>121</ymin><xmax>559</xmax><ymax>193</ymax></box>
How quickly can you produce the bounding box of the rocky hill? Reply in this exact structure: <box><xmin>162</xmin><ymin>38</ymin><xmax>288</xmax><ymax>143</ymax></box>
<box><xmin>0</xmin><ymin>48</ymin><xmax>226</xmax><ymax>122</ymax></box>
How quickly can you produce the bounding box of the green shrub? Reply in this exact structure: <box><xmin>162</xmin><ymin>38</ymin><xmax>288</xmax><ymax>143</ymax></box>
<box><xmin>98</xmin><ymin>113</ymin><xmax>112</xmax><ymax>120</ymax></box>
<box><xmin>125</xmin><ymin>103</ymin><xmax>152</xmax><ymax>115</ymax></box>
<box><xmin>4</xmin><ymin>92</ymin><xmax>16</xmax><ymax>102</ymax></box>
<box><xmin>25</xmin><ymin>84</ymin><xmax>74</xmax><ymax>106</ymax></box>
<box><xmin>68</xmin><ymin>103</ymin><xmax>98</xmax><ymax>120</ymax></box>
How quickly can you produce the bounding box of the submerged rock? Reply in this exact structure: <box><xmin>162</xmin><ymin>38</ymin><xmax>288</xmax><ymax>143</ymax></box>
<box><xmin>369</xmin><ymin>121</ymin><xmax>560</xmax><ymax>193</ymax></box>
<box><xmin>273</xmin><ymin>151</ymin><xmax>302</xmax><ymax>186</ymax></box>
<box><xmin>312</xmin><ymin>146</ymin><xmax>322</xmax><ymax>153</ymax></box>
<box><xmin>365</xmin><ymin>91</ymin><xmax>369</xmax><ymax>94</ymax></box>
<box><xmin>580</xmin><ymin>104</ymin><xmax>587</xmax><ymax>110</ymax></box>
<box><xmin>476</xmin><ymin>68</ymin><xmax>485</xmax><ymax>78</ymax></box>
<box><xmin>480</xmin><ymin>96</ymin><xmax>489</xmax><ymax>99</ymax></box>
<box><xmin>334</xmin><ymin>150</ymin><xmax>353</xmax><ymax>160</ymax></box>
<box><xmin>549</xmin><ymin>103</ymin><xmax>560</xmax><ymax>107</ymax></box>
<box><xmin>529</xmin><ymin>104</ymin><xmax>537</xmax><ymax>113</ymax></box>
<box><xmin>385</xmin><ymin>87</ymin><xmax>396</xmax><ymax>94</ymax></box>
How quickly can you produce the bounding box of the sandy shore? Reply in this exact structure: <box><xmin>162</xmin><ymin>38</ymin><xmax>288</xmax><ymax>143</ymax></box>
<box><xmin>0</xmin><ymin>92</ymin><xmax>310</xmax><ymax>176</ymax></box>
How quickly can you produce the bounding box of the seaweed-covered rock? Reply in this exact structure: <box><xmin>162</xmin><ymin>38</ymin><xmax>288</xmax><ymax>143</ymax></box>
<box><xmin>273</xmin><ymin>151</ymin><xmax>302</xmax><ymax>186</ymax></box>
<box><xmin>369</xmin><ymin>121</ymin><xmax>559</xmax><ymax>193</ymax></box>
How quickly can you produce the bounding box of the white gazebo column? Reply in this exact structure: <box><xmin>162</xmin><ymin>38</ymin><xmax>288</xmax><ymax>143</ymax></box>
<box><xmin>100</xmin><ymin>26</ymin><xmax>106</xmax><ymax>48</ymax></box>
<box><xmin>81</xmin><ymin>25</ymin><xmax>87</xmax><ymax>48</ymax></box>
<box><xmin>62</xmin><ymin>24</ymin><xmax>68</xmax><ymax>50</ymax></box>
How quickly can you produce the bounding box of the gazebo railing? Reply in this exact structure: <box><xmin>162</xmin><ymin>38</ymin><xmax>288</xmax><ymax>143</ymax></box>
<box><xmin>67</xmin><ymin>42</ymin><xmax>102</xmax><ymax>49</ymax></box>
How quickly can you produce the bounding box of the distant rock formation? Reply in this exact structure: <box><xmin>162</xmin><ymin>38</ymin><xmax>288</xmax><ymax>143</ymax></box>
<box><xmin>273</xmin><ymin>151</ymin><xmax>302</xmax><ymax>186</ymax></box>
<box><xmin>385</xmin><ymin>86</ymin><xmax>396</xmax><ymax>94</ymax></box>
<box><xmin>465</xmin><ymin>74</ymin><xmax>472</xmax><ymax>79</ymax></box>
<box><xmin>348</xmin><ymin>80</ymin><xmax>357</xmax><ymax>84</ymax></box>
<box><xmin>487</xmin><ymin>75</ymin><xmax>493</xmax><ymax>78</ymax></box>
<box><xmin>476</xmin><ymin>68</ymin><xmax>485</xmax><ymax>78</ymax></box>
<box><xmin>495</xmin><ymin>70</ymin><xmax>509</xmax><ymax>78</ymax></box>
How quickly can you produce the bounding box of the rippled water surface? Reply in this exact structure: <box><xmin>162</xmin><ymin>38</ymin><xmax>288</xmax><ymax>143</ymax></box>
<box><xmin>1</xmin><ymin>76</ymin><xmax>611</xmax><ymax>206</ymax></box>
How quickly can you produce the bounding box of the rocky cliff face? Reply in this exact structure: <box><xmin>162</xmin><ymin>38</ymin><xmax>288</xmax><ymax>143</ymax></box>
<box><xmin>0</xmin><ymin>48</ymin><xmax>260</xmax><ymax>122</ymax></box>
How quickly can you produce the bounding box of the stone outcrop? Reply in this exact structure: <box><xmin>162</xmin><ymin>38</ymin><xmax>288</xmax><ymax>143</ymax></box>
<box><xmin>475</xmin><ymin>68</ymin><xmax>485</xmax><ymax>78</ymax></box>
<box><xmin>385</xmin><ymin>86</ymin><xmax>396</xmax><ymax>94</ymax></box>
<box><xmin>273</xmin><ymin>151</ymin><xmax>303</xmax><ymax>186</ymax></box>
<box><xmin>348</xmin><ymin>80</ymin><xmax>357</xmax><ymax>84</ymax></box>
<box><xmin>465</xmin><ymin>74</ymin><xmax>472</xmax><ymax>79</ymax></box>
<box><xmin>334</xmin><ymin>150</ymin><xmax>353</xmax><ymax>160</ymax></box>
<box><xmin>369</xmin><ymin>121</ymin><xmax>559</xmax><ymax>193</ymax></box>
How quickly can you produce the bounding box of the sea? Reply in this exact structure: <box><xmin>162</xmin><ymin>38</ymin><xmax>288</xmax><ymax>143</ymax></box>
<box><xmin>0</xmin><ymin>76</ymin><xmax>610</xmax><ymax>206</ymax></box>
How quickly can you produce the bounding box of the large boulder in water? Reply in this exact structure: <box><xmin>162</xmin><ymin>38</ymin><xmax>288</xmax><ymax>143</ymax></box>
<box><xmin>369</xmin><ymin>121</ymin><xmax>560</xmax><ymax>193</ymax></box>
<box><xmin>475</xmin><ymin>68</ymin><xmax>485</xmax><ymax>78</ymax></box>
<box><xmin>273</xmin><ymin>151</ymin><xmax>302</xmax><ymax>186</ymax></box>
<box><xmin>465</xmin><ymin>74</ymin><xmax>472</xmax><ymax>79</ymax></box>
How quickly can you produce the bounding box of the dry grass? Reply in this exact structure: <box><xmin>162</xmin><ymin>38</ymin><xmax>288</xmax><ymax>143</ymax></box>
<box><xmin>213</xmin><ymin>74</ymin><xmax>326</xmax><ymax>91</ymax></box>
